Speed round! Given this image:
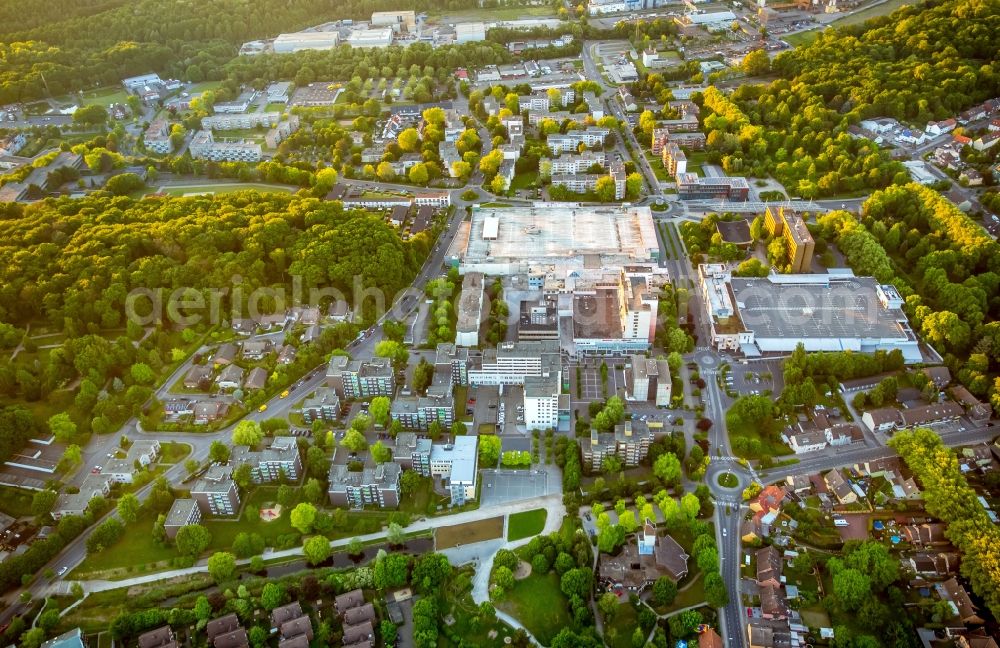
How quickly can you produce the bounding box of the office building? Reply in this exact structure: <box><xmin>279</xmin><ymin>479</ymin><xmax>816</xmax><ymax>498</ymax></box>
<box><xmin>468</xmin><ymin>341</ymin><xmax>562</xmax><ymax>386</ymax></box>
<box><xmin>698</xmin><ymin>265</ymin><xmax>922</xmax><ymax>361</ymax></box>
<box><xmin>328</xmin><ymin>463</ymin><xmax>401</xmax><ymax>508</ymax></box>
<box><xmin>456</xmin><ymin>272</ymin><xmax>485</xmax><ymax>347</ymax></box>
<box><xmin>266</xmin><ymin>82</ymin><xmax>292</xmax><ymax>103</ymax></box>
<box><xmin>191</xmin><ymin>464</ymin><xmax>241</xmax><ymax>516</ymax></box>
<box><xmin>188</xmin><ymin>131</ymin><xmax>261</xmax><ymax>162</ymax></box>
<box><xmin>274</xmin><ymin>31</ymin><xmax>340</xmax><ymax>53</ymax></box>
<box><xmin>430</xmin><ymin>436</ymin><xmax>478</xmax><ymax>505</ymax></box>
<box><xmin>524</xmin><ymin>373</ymin><xmax>560</xmax><ymax>430</ymax></box>
<box><xmin>580</xmin><ymin>420</ymin><xmax>653</xmax><ymax>471</ymax></box>
<box><xmin>675</xmin><ymin>173</ymin><xmax>749</xmax><ymax>200</ymax></box>
<box><xmin>518</xmin><ymin>299</ymin><xmax>559</xmax><ymax>341</ymax></box>
<box><xmin>572</xmin><ymin>269</ymin><xmax>658</xmax><ymax>354</ymax></box>
<box><xmin>764</xmin><ymin>206</ymin><xmax>815</xmax><ymax>273</ymax></box>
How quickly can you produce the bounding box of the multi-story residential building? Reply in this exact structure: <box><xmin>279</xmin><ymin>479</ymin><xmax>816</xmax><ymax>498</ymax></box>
<box><xmin>661</xmin><ymin>142</ymin><xmax>687</xmax><ymax>176</ymax></box>
<box><xmin>231</xmin><ymin>436</ymin><xmax>301</xmax><ymax>483</ymax></box>
<box><xmin>188</xmin><ymin>131</ymin><xmax>262</xmax><ymax>162</ymax></box>
<box><xmin>627</xmin><ymin>355</ymin><xmax>671</xmax><ymax>406</ymax></box>
<box><xmin>764</xmin><ymin>206</ymin><xmax>815</xmax><ymax>273</ymax></box>
<box><xmin>163</xmin><ymin>498</ymin><xmax>202</xmax><ymax>539</ymax></box>
<box><xmin>610</xmin><ymin>160</ymin><xmax>627</xmax><ymax>200</ymax></box>
<box><xmin>390</xmin><ymin>391</ymin><xmax>455</xmax><ymax>431</ymax></box>
<box><xmin>326</xmin><ymin>356</ymin><xmax>395</xmax><ymax>400</ymax></box>
<box><xmin>52</xmin><ymin>473</ymin><xmax>112</xmax><ymax>520</ymax></box>
<box><xmin>392</xmin><ymin>432</ymin><xmax>432</xmax><ymax>473</ymax></box>
<box><xmin>527</xmin><ymin>110</ymin><xmax>573</xmax><ymax>127</ymax></box>
<box><xmin>439</xmin><ymin>141</ymin><xmax>463</xmax><ymax>177</ymax></box>
<box><xmin>191</xmin><ymin>464</ymin><xmax>241</xmax><ymax>516</ymax></box>
<box><xmin>524</xmin><ymin>373</ymin><xmax>560</xmax><ymax>430</ymax></box>
<box><xmin>545</xmin><ymin>151</ymin><xmax>606</xmax><ymax>175</ymax></box>
<box><xmin>435</xmin><ymin>343</ymin><xmax>470</xmax><ymax>385</ymax></box>
<box><xmin>328</xmin><ymin>463</ymin><xmax>401</xmax><ymax>508</ymax></box>
<box><xmin>551</xmin><ymin>174</ymin><xmax>600</xmax><ymax>193</ymax></box>
<box><xmin>143</xmin><ymin>120</ymin><xmax>172</xmax><ymax>154</ymax></box>
<box><xmin>430</xmin><ymin>436</ymin><xmax>478</xmax><ymax>505</ymax></box>
<box><xmin>579</xmin><ymin>420</ymin><xmax>653</xmax><ymax>471</ymax></box>
<box><xmin>547</xmin><ymin>127</ymin><xmax>610</xmax><ymax>154</ymax></box>
<box><xmin>301</xmin><ymin>388</ymin><xmax>341</xmax><ymax>423</ymax></box>
<box><xmin>651</xmin><ymin>128</ymin><xmax>671</xmax><ymax>156</ymax></box>
<box><xmin>201</xmin><ymin>112</ymin><xmax>281</xmax><ymax>131</ymax></box>
<box><xmin>468</xmin><ymin>341</ymin><xmax>562</xmax><ymax>386</ymax></box>
<box><xmin>585</xmin><ymin>92</ymin><xmax>603</xmax><ymax>120</ymax></box>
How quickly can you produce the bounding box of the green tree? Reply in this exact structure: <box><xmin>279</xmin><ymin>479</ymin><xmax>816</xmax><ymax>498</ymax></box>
<box><xmin>595</xmin><ymin>176</ymin><xmax>617</xmax><ymax>202</ymax></box>
<box><xmin>668</xmin><ymin>609</ymin><xmax>701</xmax><ymax>638</ymax></box>
<box><xmin>741</xmin><ymin>49</ymin><xmax>771</xmax><ymax>76</ymax></box>
<box><xmin>303</xmin><ymin>535</ymin><xmax>331</xmax><ymax>565</ymax></box>
<box><xmin>117</xmin><ymin>493</ymin><xmax>140</xmax><ymax>524</ymax></box>
<box><xmin>174</xmin><ymin>524</ymin><xmax>212</xmax><ymax>557</ymax></box>
<box><xmin>653</xmin><ymin>453</ymin><xmax>682</xmax><ymax>485</ymax></box>
<box><xmin>232</xmin><ymin>420</ymin><xmax>263</xmax><ymax>447</ymax></box>
<box><xmin>232</xmin><ymin>462</ymin><xmax>254</xmax><ymax>489</ymax></box>
<box><xmin>370</xmin><ymin>396</ymin><xmax>391</xmax><ymax>426</ymax></box>
<box><xmin>651</xmin><ymin>576</ymin><xmax>678</xmax><ymax>606</ymax></box>
<box><xmin>209</xmin><ymin>441</ymin><xmax>230</xmax><ymax>464</ymax></box>
<box><xmin>398</xmin><ymin>128</ymin><xmax>421</xmax><ymax>152</ymax></box>
<box><xmin>208</xmin><ymin>551</ymin><xmax>237</xmax><ymax>582</ymax></box>
<box><xmin>260</xmin><ymin>582</ymin><xmax>286</xmax><ymax>610</ymax></box>
<box><xmin>479</xmin><ymin>434</ymin><xmax>501</xmax><ymax>466</ymax></box>
<box><xmin>48</xmin><ymin>412</ymin><xmax>77</xmax><ymax>442</ymax></box>
<box><xmin>341</xmin><ymin>428</ymin><xmax>368</xmax><ymax>453</ymax></box>
<box><xmin>290</xmin><ymin>502</ymin><xmax>318</xmax><ymax>534</ymax></box>
<box><xmin>833</xmin><ymin>568</ymin><xmax>871</xmax><ymax>611</ymax></box>
<box><xmin>408</xmin><ymin>163</ymin><xmax>430</xmax><ymax>185</ymax></box>
<box><xmin>598</xmin><ymin>591</ymin><xmax>619</xmax><ymax>622</ymax></box>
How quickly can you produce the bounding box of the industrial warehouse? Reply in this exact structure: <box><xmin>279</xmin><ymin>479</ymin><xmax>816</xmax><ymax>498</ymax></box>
<box><xmin>699</xmin><ymin>265</ymin><xmax>923</xmax><ymax>362</ymax></box>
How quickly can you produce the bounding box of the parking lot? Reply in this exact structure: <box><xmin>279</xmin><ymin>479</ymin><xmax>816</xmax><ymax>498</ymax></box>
<box><xmin>726</xmin><ymin>358</ymin><xmax>784</xmax><ymax>396</ymax></box>
<box><xmin>575</xmin><ymin>359</ymin><xmax>629</xmax><ymax>401</ymax></box>
<box><xmin>481</xmin><ymin>469</ymin><xmax>550</xmax><ymax>506</ymax></box>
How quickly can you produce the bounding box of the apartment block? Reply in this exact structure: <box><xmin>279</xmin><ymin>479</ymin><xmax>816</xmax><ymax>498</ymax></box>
<box><xmin>435</xmin><ymin>343</ymin><xmax>470</xmax><ymax>386</ymax></box>
<box><xmin>579</xmin><ymin>421</ymin><xmax>653</xmax><ymax>471</ymax></box>
<box><xmin>301</xmin><ymin>388</ymin><xmax>340</xmax><ymax>424</ymax></box>
<box><xmin>328</xmin><ymin>463</ymin><xmax>401</xmax><ymax>508</ymax></box>
<box><xmin>764</xmin><ymin>206</ymin><xmax>814</xmax><ymax>273</ymax></box>
<box><xmin>231</xmin><ymin>436</ymin><xmax>301</xmax><ymax>483</ymax></box>
<box><xmin>661</xmin><ymin>142</ymin><xmax>687</xmax><ymax>177</ymax></box>
<box><xmin>143</xmin><ymin>119</ymin><xmax>172</xmax><ymax>154</ymax></box>
<box><xmin>546</xmin><ymin>127</ymin><xmax>610</xmax><ymax>154</ymax></box>
<box><xmin>188</xmin><ymin>131</ymin><xmax>262</xmax><ymax>162</ymax></box>
<box><xmin>326</xmin><ymin>356</ymin><xmax>395</xmax><ymax>400</ymax></box>
<box><xmin>390</xmin><ymin>391</ymin><xmax>455</xmax><ymax>431</ymax></box>
<box><xmin>163</xmin><ymin>498</ymin><xmax>201</xmax><ymax>539</ymax></box>
<box><xmin>201</xmin><ymin>112</ymin><xmax>280</xmax><ymax>131</ymax></box>
<box><xmin>191</xmin><ymin>464</ymin><xmax>241</xmax><ymax>516</ymax></box>
<box><xmin>545</xmin><ymin>151</ymin><xmax>606</xmax><ymax>175</ymax></box>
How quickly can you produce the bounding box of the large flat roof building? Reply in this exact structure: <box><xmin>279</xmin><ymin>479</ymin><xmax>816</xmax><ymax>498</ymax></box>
<box><xmin>699</xmin><ymin>265</ymin><xmax>921</xmax><ymax>361</ymax></box>
<box><xmin>274</xmin><ymin>31</ymin><xmax>340</xmax><ymax>52</ymax></box>
<box><xmin>456</xmin><ymin>272</ymin><xmax>485</xmax><ymax>347</ymax></box>
<box><xmin>430</xmin><ymin>435</ymin><xmax>478</xmax><ymax>505</ymax></box>
<box><xmin>454</xmin><ymin>204</ymin><xmax>659</xmax><ymax>276</ymax></box>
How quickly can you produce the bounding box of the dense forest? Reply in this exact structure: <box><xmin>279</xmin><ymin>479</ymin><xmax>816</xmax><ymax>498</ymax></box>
<box><xmin>697</xmin><ymin>0</ymin><xmax>1000</xmax><ymax>195</ymax></box>
<box><xmin>772</xmin><ymin>0</ymin><xmax>1000</xmax><ymax>123</ymax></box>
<box><xmin>0</xmin><ymin>0</ymin><xmax>489</xmax><ymax>103</ymax></box>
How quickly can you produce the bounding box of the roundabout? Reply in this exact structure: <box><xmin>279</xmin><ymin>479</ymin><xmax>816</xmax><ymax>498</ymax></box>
<box><xmin>705</xmin><ymin>459</ymin><xmax>754</xmax><ymax>500</ymax></box>
<box><xmin>717</xmin><ymin>472</ymin><xmax>739</xmax><ymax>488</ymax></box>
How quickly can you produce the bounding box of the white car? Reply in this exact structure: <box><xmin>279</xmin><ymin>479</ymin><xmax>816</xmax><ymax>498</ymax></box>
<box><xmin>56</xmin><ymin>566</ymin><xmax>68</xmax><ymax>577</ymax></box>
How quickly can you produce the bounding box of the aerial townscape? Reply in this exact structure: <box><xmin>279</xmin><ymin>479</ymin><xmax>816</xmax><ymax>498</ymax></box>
<box><xmin>0</xmin><ymin>0</ymin><xmax>999</xmax><ymax>647</ymax></box>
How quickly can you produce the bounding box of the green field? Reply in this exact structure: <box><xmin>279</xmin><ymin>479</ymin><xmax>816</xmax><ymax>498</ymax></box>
<box><xmin>510</xmin><ymin>171</ymin><xmax>540</xmax><ymax>191</ymax></box>
<box><xmin>72</xmin><ymin>509</ymin><xmax>180</xmax><ymax>579</ymax></box>
<box><xmin>496</xmin><ymin>572</ymin><xmax>573</xmax><ymax>646</ymax></box>
<box><xmin>603</xmin><ymin>599</ymin><xmax>641</xmax><ymax>648</ymax></box>
<box><xmin>158</xmin><ymin>442</ymin><xmax>192</xmax><ymax>465</ymax></box>
<box><xmin>507</xmin><ymin>509</ymin><xmax>548</xmax><ymax>541</ymax></box>
<box><xmin>186</xmin><ymin>81</ymin><xmax>224</xmax><ymax>95</ymax></box>
<box><xmin>55</xmin><ymin>86</ymin><xmax>131</xmax><ymax>109</ymax></box>
<box><xmin>156</xmin><ymin>183</ymin><xmax>297</xmax><ymax>197</ymax></box>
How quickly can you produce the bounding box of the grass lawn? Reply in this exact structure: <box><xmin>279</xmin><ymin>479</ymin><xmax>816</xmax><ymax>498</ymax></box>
<box><xmin>55</xmin><ymin>86</ymin><xmax>131</xmax><ymax>108</ymax></box>
<box><xmin>717</xmin><ymin>472</ymin><xmax>738</xmax><ymax>488</ymax></box>
<box><xmin>644</xmin><ymin>151</ymin><xmax>669</xmax><ymax>181</ymax></box>
<box><xmin>480</xmin><ymin>202</ymin><xmax>512</xmax><ymax>208</ymax></box>
<box><xmin>783</xmin><ymin>30</ymin><xmax>819</xmax><ymax>47</ymax></box>
<box><xmin>158</xmin><ymin>442</ymin><xmax>192</xmax><ymax>464</ymax></box>
<box><xmin>685</xmin><ymin>151</ymin><xmax>710</xmax><ymax>176</ymax></box>
<box><xmin>0</xmin><ymin>486</ymin><xmax>36</xmax><ymax>518</ymax></box>
<box><xmin>187</xmin><ymin>81</ymin><xmax>224</xmax><ymax>94</ymax></box>
<box><xmin>509</xmin><ymin>171</ymin><xmax>539</xmax><ymax>191</ymax></box>
<box><xmin>507</xmin><ymin>509</ymin><xmax>547</xmax><ymax>541</ymax></box>
<box><xmin>604</xmin><ymin>600</ymin><xmax>641</xmax><ymax>648</ymax></box>
<box><xmin>71</xmin><ymin>509</ymin><xmax>179</xmax><ymax>579</ymax></box>
<box><xmin>436</xmin><ymin>516</ymin><xmax>504</xmax><ymax>549</ymax></box>
<box><xmin>264</xmin><ymin>103</ymin><xmax>289</xmax><ymax>113</ymax></box>
<box><xmin>726</xmin><ymin>409</ymin><xmax>792</xmax><ymax>460</ymax></box>
<box><xmin>496</xmin><ymin>572</ymin><xmax>572</xmax><ymax>646</ymax></box>
<box><xmin>157</xmin><ymin>183</ymin><xmax>296</xmax><ymax>196</ymax></box>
